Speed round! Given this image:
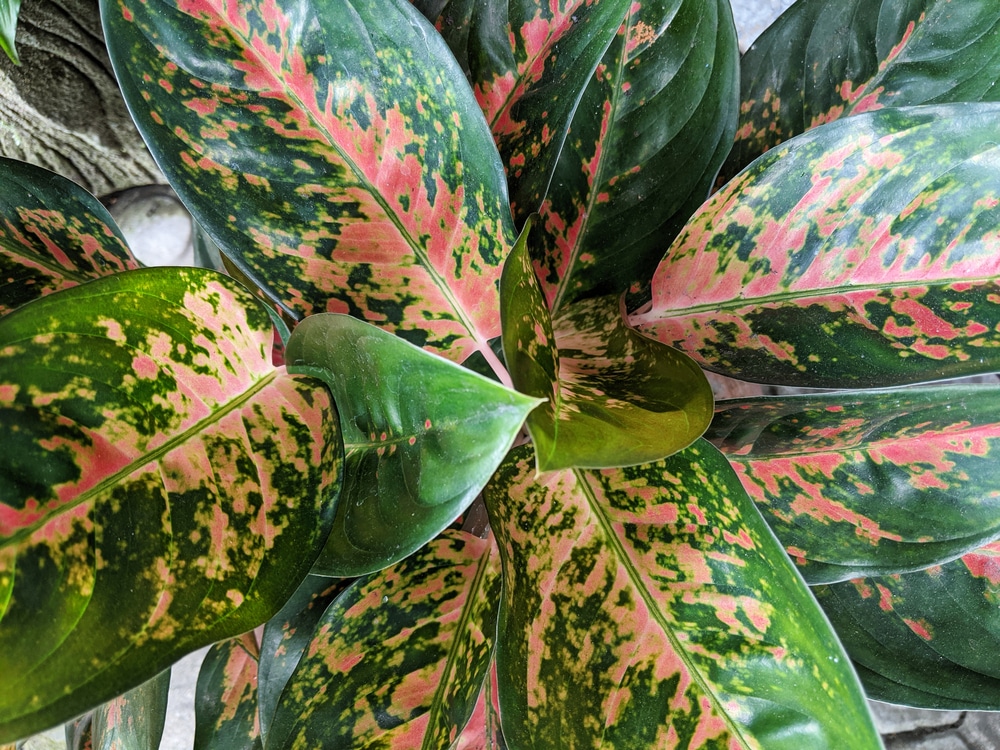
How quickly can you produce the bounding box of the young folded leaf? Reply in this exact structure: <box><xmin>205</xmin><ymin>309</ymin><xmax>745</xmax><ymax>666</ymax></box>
<box><xmin>708</xmin><ymin>386</ymin><xmax>1000</xmax><ymax>583</ymax></box>
<box><xmin>103</xmin><ymin>0</ymin><xmax>515</xmax><ymax>365</ymax></box>
<box><xmin>725</xmin><ymin>0</ymin><xmax>1000</xmax><ymax>180</ymax></box>
<box><xmin>286</xmin><ymin>313</ymin><xmax>541</xmax><ymax>576</ymax></box>
<box><xmin>0</xmin><ymin>268</ymin><xmax>342</xmax><ymax>742</ymax></box>
<box><xmin>0</xmin><ymin>0</ymin><xmax>19</xmax><ymax>65</ymax></box>
<box><xmin>267</xmin><ymin>530</ymin><xmax>501</xmax><ymax>749</ymax></box>
<box><xmin>501</xmin><ymin>222</ymin><xmax>713</xmax><ymax>472</ymax></box>
<box><xmin>632</xmin><ymin>103</ymin><xmax>1000</xmax><ymax>388</ymax></box>
<box><xmin>195</xmin><ymin>633</ymin><xmax>262</xmax><ymax>750</ymax></box>
<box><xmin>483</xmin><ymin>441</ymin><xmax>881</xmax><ymax>749</ymax></box>
<box><xmin>816</xmin><ymin>542</ymin><xmax>1000</xmax><ymax>710</ymax></box>
<box><xmin>91</xmin><ymin>669</ymin><xmax>170</xmax><ymax>750</ymax></box>
<box><xmin>0</xmin><ymin>157</ymin><xmax>137</xmax><ymax>316</ymax></box>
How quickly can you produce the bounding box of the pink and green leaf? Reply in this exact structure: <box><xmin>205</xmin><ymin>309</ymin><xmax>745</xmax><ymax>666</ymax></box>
<box><xmin>454</xmin><ymin>665</ymin><xmax>505</xmax><ymax>750</ymax></box>
<box><xmin>285</xmin><ymin>312</ymin><xmax>541</xmax><ymax>576</ymax></box>
<box><xmin>708</xmin><ymin>386</ymin><xmax>1000</xmax><ymax>583</ymax></box>
<box><xmin>532</xmin><ymin>0</ymin><xmax>739</xmax><ymax>310</ymax></box>
<box><xmin>91</xmin><ymin>669</ymin><xmax>170</xmax><ymax>750</ymax></box>
<box><xmin>266</xmin><ymin>530</ymin><xmax>502</xmax><ymax>750</ymax></box>
<box><xmin>817</xmin><ymin>542</ymin><xmax>1000</xmax><ymax>710</ymax></box>
<box><xmin>0</xmin><ymin>267</ymin><xmax>342</xmax><ymax>742</ymax></box>
<box><xmin>632</xmin><ymin>103</ymin><xmax>1000</xmax><ymax>388</ymax></box>
<box><xmin>483</xmin><ymin>441</ymin><xmax>881</xmax><ymax>749</ymax></box>
<box><xmin>501</xmin><ymin>221</ymin><xmax>713</xmax><ymax>472</ymax></box>
<box><xmin>724</xmin><ymin>0</ymin><xmax>1000</xmax><ymax>181</ymax></box>
<box><xmin>0</xmin><ymin>157</ymin><xmax>137</xmax><ymax>317</ymax></box>
<box><xmin>195</xmin><ymin>632</ymin><xmax>262</xmax><ymax>750</ymax></box>
<box><xmin>102</xmin><ymin>0</ymin><xmax>515</xmax><ymax>364</ymax></box>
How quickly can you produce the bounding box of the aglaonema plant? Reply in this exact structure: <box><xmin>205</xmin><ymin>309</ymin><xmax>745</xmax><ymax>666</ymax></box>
<box><xmin>4</xmin><ymin>0</ymin><xmax>1000</xmax><ymax>746</ymax></box>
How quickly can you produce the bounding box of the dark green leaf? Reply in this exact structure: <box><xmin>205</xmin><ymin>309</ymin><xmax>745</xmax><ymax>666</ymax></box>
<box><xmin>195</xmin><ymin>633</ymin><xmax>262</xmax><ymax>750</ymax></box>
<box><xmin>286</xmin><ymin>313</ymin><xmax>541</xmax><ymax>576</ymax></box>
<box><xmin>708</xmin><ymin>386</ymin><xmax>1000</xmax><ymax>583</ymax></box>
<box><xmin>0</xmin><ymin>156</ymin><xmax>137</xmax><ymax>317</ymax></box>
<box><xmin>92</xmin><ymin>669</ymin><xmax>169</xmax><ymax>750</ymax></box>
<box><xmin>817</xmin><ymin>542</ymin><xmax>1000</xmax><ymax>709</ymax></box>
<box><xmin>633</xmin><ymin>103</ymin><xmax>1000</xmax><ymax>388</ymax></box>
<box><xmin>267</xmin><ymin>530</ymin><xmax>501</xmax><ymax>749</ymax></box>
<box><xmin>483</xmin><ymin>441</ymin><xmax>881</xmax><ymax>749</ymax></box>
<box><xmin>725</xmin><ymin>0</ymin><xmax>1000</xmax><ymax>180</ymax></box>
<box><xmin>103</xmin><ymin>0</ymin><xmax>515</xmax><ymax>365</ymax></box>
<box><xmin>0</xmin><ymin>268</ymin><xmax>342</xmax><ymax>742</ymax></box>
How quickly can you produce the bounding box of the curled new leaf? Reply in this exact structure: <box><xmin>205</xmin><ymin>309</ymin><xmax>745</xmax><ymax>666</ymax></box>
<box><xmin>483</xmin><ymin>441</ymin><xmax>881</xmax><ymax>749</ymax></box>
<box><xmin>103</xmin><ymin>0</ymin><xmax>515</xmax><ymax>366</ymax></box>
<box><xmin>0</xmin><ymin>268</ymin><xmax>342</xmax><ymax>742</ymax></box>
<box><xmin>286</xmin><ymin>313</ymin><xmax>541</xmax><ymax>576</ymax></box>
<box><xmin>708</xmin><ymin>386</ymin><xmax>1000</xmax><ymax>583</ymax></box>
<box><xmin>632</xmin><ymin>103</ymin><xmax>1000</xmax><ymax>388</ymax></box>
<box><xmin>817</xmin><ymin>542</ymin><xmax>1000</xmax><ymax>710</ymax></box>
<box><xmin>195</xmin><ymin>633</ymin><xmax>262</xmax><ymax>750</ymax></box>
<box><xmin>92</xmin><ymin>669</ymin><xmax>170</xmax><ymax>750</ymax></box>
<box><xmin>0</xmin><ymin>157</ymin><xmax>137</xmax><ymax>317</ymax></box>
<box><xmin>725</xmin><ymin>0</ymin><xmax>1000</xmax><ymax>180</ymax></box>
<box><xmin>267</xmin><ymin>530</ymin><xmax>501</xmax><ymax>749</ymax></box>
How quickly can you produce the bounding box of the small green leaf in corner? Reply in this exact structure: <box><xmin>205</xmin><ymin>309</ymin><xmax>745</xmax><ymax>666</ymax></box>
<box><xmin>0</xmin><ymin>0</ymin><xmax>20</xmax><ymax>66</ymax></box>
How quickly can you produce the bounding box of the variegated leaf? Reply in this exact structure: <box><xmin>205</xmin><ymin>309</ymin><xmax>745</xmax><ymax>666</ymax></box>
<box><xmin>0</xmin><ymin>157</ymin><xmax>137</xmax><ymax>317</ymax></box>
<box><xmin>92</xmin><ymin>669</ymin><xmax>170</xmax><ymax>750</ymax></box>
<box><xmin>501</xmin><ymin>221</ymin><xmax>713</xmax><ymax>472</ymax></box>
<box><xmin>258</xmin><ymin>574</ymin><xmax>352</xmax><ymax>743</ymax></box>
<box><xmin>286</xmin><ymin>312</ymin><xmax>541</xmax><ymax>576</ymax></box>
<box><xmin>454</xmin><ymin>665</ymin><xmax>505</xmax><ymax>750</ymax></box>
<box><xmin>817</xmin><ymin>542</ymin><xmax>1000</xmax><ymax>709</ymax></box>
<box><xmin>267</xmin><ymin>530</ymin><xmax>502</xmax><ymax>749</ymax></box>
<box><xmin>708</xmin><ymin>386</ymin><xmax>1000</xmax><ymax>583</ymax></box>
<box><xmin>0</xmin><ymin>268</ymin><xmax>342</xmax><ymax>742</ymax></box>
<box><xmin>724</xmin><ymin>0</ymin><xmax>1000</xmax><ymax>181</ymax></box>
<box><xmin>632</xmin><ymin>103</ymin><xmax>1000</xmax><ymax>388</ymax></box>
<box><xmin>532</xmin><ymin>0</ymin><xmax>739</xmax><ymax>310</ymax></box>
<box><xmin>103</xmin><ymin>0</ymin><xmax>515</xmax><ymax>365</ymax></box>
<box><xmin>195</xmin><ymin>632</ymin><xmax>262</xmax><ymax>749</ymax></box>
<box><xmin>483</xmin><ymin>441</ymin><xmax>881</xmax><ymax>749</ymax></box>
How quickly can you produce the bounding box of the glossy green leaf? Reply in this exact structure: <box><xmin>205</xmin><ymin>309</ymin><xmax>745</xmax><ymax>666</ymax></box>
<box><xmin>483</xmin><ymin>441</ymin><xmax>881</xmax><ymax>749</ymax></box>
<box><xmin>195</xmin><ymin>632</ymin><xmax>262</xmax><ymax>750</ymax></box>
<box><xmin>0</xmin><ymin>267</ymin><xmax>342</xmax><ymax>742</ymax></box>
<box><xmin>632</xmin><ymin>103</ymin><xmax>1000</xmax><ymax>388</ymax></box>
<box><xmin>532</xmin><ymin>0</ymin><xmax>739</xmax><ymax>309</ymax></box>
<box><xmin>286</xmin><ymin>313</ymin><xmax>541</xmax><ymax>576</ymax></box>
<box><xmin>500</xmin><ymin>221</ymin><xmax>713</xmax><ymax>472</ymax></box>
<box><xmin>725</xmin><ymin>0</ymin><xmax>1000</xmax><ymax>181</ymax></box>
<box><xmin>267</xmin><ymin>530</ymin><xmax>502</xmax><ymax>749</ymax></box>
<box><xmin>708</xmin><ymin>385</ymin><xmax>1000</xmax><ymax>583</ymax></box>
<box><xmin>0</xmin><ymin>0</ymin><xmax>19</xmax><ymax>65</ymax></box>
<box><xmin>92</xmin><ymin>669</ymin><xmax>170</xmax><ymax>750</ymax></box>
<box><xmin>103</xmin><ymin>0</ymin><xmax>515</xmax><ymax>366</ymax></box>
<box><xmin>0</xmin><ymin>157</ymin><xmax>137</xmax><ymax>317</ymax></box>
<box><xmin>258</xmin><ymin>574</ymin><xmax>351</xmax><ymax>743</ymax></box>
<box><xmin>817</xmin><ymin>542</ymin><xmax>1000</xmax><ymax>709</ymax></box>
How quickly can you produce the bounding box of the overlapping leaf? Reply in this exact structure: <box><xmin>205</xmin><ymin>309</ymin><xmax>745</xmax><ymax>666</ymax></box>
<box><xmin>531</xmin><ymin>0</ymin><xmax>739</xmax><ymax>308</ymax></box>
<box><xmin>103</xmin><ymin>0</ymin><xmax>515</xmax><ymax>365</ymax></box>
<box><xmin>195</xmin><ymin>633</ymin><xmax>262</xmax><ymax>749</ymax></box>
<box><xmin>483</xmin><ymin>441</ymin><xmax>881</xmax><ymax>749</ymax></box>
<box><xmin>91</xmin><ymin>669</ymin><xmax>170</xmax><ymax>750</ymax></box>
<box><xmin>708</xmin><ymin>386</ymin><xmax>1000</xmax><ymax>583</ymax></box>
<box><xmin>724</xmin><ymin>0</ymin><xmax>1000</xmax><ymax>181</ymax></box>
<box><xmin>0</xmin><ymin>267</ymin><xmax>342</xmax><ymax>742</ymax></box>
<box><xmin>500</xmin><ymin>222</ymin><xmax>713</xmax><ymax>472</ymax></box>
<box><xmin>632</xmin><ymin>103</ymin><xmax>1000</xmax><ymax>388</ymax></box>
<box><xmin>267</xmin><ymin>530</ymin><xmax>502</xmax><ymax>749</ymax></box>
<box><xmin>286</xmin><ymin>313</ymin><xmax>540</xmax><ymax>576</ymax></box>
<box><xmin>817</xmin><ymin>542</ymin><xmax>1000</xmax><ymax>710</ymax></box>
<box><xmin>0</xmin><ymin>157</ymin><xmax>137</xmax><ymax>317</ymax></box>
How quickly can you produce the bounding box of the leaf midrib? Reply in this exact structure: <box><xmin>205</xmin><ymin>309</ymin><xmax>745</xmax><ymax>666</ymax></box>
<box><xmin>5</xmin><ymin>369</ymin><xmax>280</xmax><ymax>548</ymax></box>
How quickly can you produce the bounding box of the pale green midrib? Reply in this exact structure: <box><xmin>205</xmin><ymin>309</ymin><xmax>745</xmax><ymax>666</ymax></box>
<box><xmin>634</xmin><ymin>273</ymin><xmax>1000</xmax><ymax>322</ymax></box>
<box><xmin>233</xmin><ymin>24</ymin><xmax>489</xmax><ymax>353</ymax></box>
<box><xmin>5</xmin><ymin>369</ymin><xmax>280</xmax><ymax>549</ymax></box>
<box><xmin>575</xmin><ymin>469</ymin><xmax>755</xmax><ymax>750</ymax></box>
<box><xmin>422</xmin><ymin>540</ymin><xmax>494</xmax><ymax>750</ymax></box>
